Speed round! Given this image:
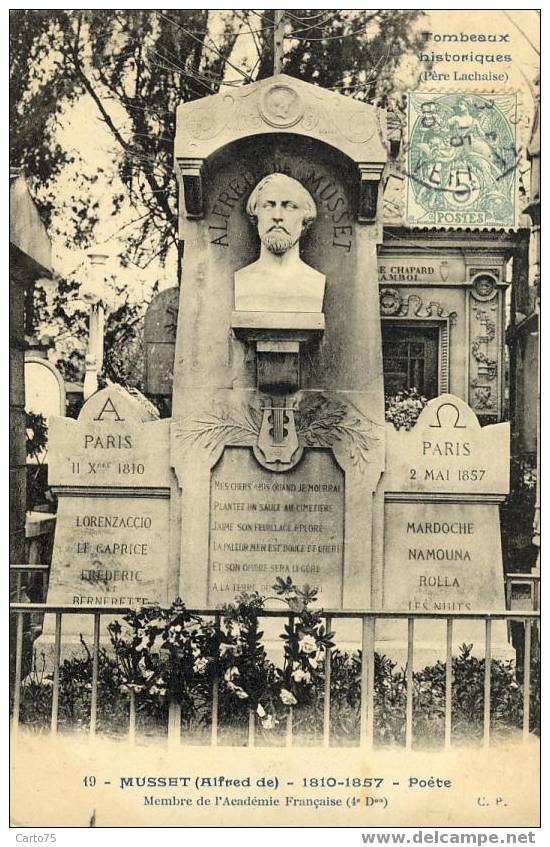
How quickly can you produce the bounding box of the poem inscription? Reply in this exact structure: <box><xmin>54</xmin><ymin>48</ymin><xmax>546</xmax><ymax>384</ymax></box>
<box><xmin>208</xmin><ymin>448</ymin><xmax>344</xmax><ymax>606</ymax></box>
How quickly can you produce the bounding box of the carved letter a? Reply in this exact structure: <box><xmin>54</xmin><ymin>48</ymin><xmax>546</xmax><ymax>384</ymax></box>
<box><xmin>93</xmin><ymin>397</ymin><xmax>124</xmax><ymax>422</ymax></box>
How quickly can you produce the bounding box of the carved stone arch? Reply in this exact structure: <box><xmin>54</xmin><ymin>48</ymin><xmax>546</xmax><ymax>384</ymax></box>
<box><xmin>175</xmin><ymin>74</ymin><xmax>387</xmax><ymax>220</ymax></box>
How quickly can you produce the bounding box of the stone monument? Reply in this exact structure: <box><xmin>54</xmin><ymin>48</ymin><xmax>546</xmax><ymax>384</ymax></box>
<box><xmin>41</xmin><ymin>73</ymin><xmax>515</xmax><ymax>668</ymax></box>
<box><xmin>171</xmin><ymin>74</ymin><xmax>387</xmax><ymax>619</ymax></box>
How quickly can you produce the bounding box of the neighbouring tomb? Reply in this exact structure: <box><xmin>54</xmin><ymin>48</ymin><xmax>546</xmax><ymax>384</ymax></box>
<box><xmin>144</xmin><ymin>286</ymin><xmax>179</xmax><ymax>400</ymax></box>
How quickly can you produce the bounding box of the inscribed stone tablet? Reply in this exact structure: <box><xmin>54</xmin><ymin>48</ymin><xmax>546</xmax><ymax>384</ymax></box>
<box><xmin>384</xmin><ymin>501</ymin><xmax>505</xmax><ymax>613</ymax></box>
<box><xmin>47</xmin><ymin>496</ymin><xmax>169</xmax><ymax>608</ymax></box>
<box><xmin>208</xmin><ymin>448</ymin><xmax>344</xmax><ymax>607</ymax></box>
<box><xmin>385</xmin><ymin>394</ymin><xmax>509</xmax><ymax>496</ymax></box>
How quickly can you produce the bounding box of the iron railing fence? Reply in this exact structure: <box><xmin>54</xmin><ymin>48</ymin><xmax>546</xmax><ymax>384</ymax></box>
<box><xmin>10</xmin><ymin>563</ymin><xmax>50</xmax><ymax>600</ymax></box>
<box><xmin>10</xmin><ymin>603</ymin><xmax>539</xmax><ymax>750</ymax></box>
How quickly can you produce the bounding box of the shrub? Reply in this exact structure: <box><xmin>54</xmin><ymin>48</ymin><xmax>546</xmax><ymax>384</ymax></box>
<box><xmin>385</xmin><ymin>388</ymin><xmax>428</xmax><ymax>431</ymax></box>
<box><xmin>14</xmin><ymin>588</ymin><xmax>540</xmax><ymax>746</ymax></box>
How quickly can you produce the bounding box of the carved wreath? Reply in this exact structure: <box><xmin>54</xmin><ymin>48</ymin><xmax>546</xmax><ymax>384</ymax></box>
<box><xmin>174</xmin><ymin>395</ymin><xmax>379</xmax><ymax>472</ymax></box>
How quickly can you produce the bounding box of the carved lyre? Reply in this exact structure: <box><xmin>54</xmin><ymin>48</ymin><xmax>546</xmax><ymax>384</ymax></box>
<box><xmin>256</xmin><ymin>398</ymin><xmax>299</xmax><ymax>465</ymax></box>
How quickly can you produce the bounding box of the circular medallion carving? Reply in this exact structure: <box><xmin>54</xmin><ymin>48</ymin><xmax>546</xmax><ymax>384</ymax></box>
<box><xmin>259</xmin><ymin>84</ymin><xmax>304</xmax><ymax>128</ymax></box>
<box><xmin>338</xmin><ymin>110</ymin><xmax>375</xmax><ymax>144</ymax></box>
<box><xmin>379</xmin><ymin>287</ymin><xmax>403</xmax><ymax>315</ymax></box>
<box><xmin>187</xmin><ymin>106</ymin><xmax>225</xmax><ymax>141</ymax></box>
<box><xmin>472</xmin><ymin>274</ymin><xmax>497</xmax><ymax>300</ymax></box>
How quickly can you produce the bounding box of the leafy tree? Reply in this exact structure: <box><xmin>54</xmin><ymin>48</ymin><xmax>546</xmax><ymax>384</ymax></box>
<box><xmin>11</xmin><ymin>9</ymin><xmax>427</xmax><ymax>269</ymax></box>
<box><xmin>11</xmin><ymin>10</ymin><xmax>427</xmax><ymax>389</ymax></box>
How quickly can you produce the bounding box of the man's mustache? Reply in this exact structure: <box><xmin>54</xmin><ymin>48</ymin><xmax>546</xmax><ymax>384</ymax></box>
<box><xmin>268</xmin><ymin>225</ymin><xmax>290</xmax><ymax>234</ymax></box>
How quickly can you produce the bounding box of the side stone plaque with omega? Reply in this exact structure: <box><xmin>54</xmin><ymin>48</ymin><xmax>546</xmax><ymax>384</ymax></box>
<box><xmin>209</xmin><ymin>448</ymin><xmax>344</xmax><ymax>606</ymax></box>
<box><xmin>381</xmin><ymin>393</ymin><xmax>513</xmax><ymax>663</ymax></box>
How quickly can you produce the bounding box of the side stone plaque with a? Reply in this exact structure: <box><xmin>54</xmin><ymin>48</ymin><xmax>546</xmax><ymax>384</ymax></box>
<box><xmin>38</xmin><ymin>386</ymin><xmax>172</xmax><ymax>655</ymax></box>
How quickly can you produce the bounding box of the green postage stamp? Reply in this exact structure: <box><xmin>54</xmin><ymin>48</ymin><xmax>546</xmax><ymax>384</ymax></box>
<box><xmin>406</xmin><ymin>92</ymin><xmax>518</xmax><ymax>229</ymax></box>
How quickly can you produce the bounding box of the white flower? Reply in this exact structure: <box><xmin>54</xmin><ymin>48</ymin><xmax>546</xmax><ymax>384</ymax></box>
<box><xmin>138</xmin><ymin>656</ymin><xmax>148</xmax><ymax>671</ymax></box>
<box><xmin>280</xmin><ymin>688</ymin><xmax>298</xmax><ymax>706</ymax></box>
<box><xmin>193</xmin><ymin>657</ymin><xmax>209</xmax><ymax>674</ymax></box>
<box><xmin>224</xmin><ymin>666</ymin><xmax>240</xmax><ymax>683</ymax></box>
<box><xmin>261</xmin><ymin>715</ymin><xmax>274</xmax><ymax>730</ymax></box>
<box><xmin>234</xmin><ymin>687</ymin><xmax>249</xmax><ymax>700</ymax></box>
<box><xmin>220</xmin><ymin>642</ymin><xmax>241</xmax><ymax>657</ymax></box>
<box><xmin>298</xmin><ymin>635</ymin><xmax>317</xmax><ymax>655</ymax></box>
<box><xmin>256</xmin><ymin>703</ymin><xmax>266</xmax><ymax>718</ymax></box>
<box><xmin>308</xmin><ymin>650</ymin><xmax>323</xmax><ymax>669</ymax></box>
<box><xmin>292</xmin><ymin>667</ymin><xmax>311</xmax><ymax>684</ymax></box>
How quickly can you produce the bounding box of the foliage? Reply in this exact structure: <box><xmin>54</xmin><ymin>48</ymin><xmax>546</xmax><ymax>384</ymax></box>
<box><xmin>108</xmin><ymin>600</ymin><xmax>216</xmax><ymax>719</ymax></box>
<box><xmin>25</xmin><ymin>411</ymin><xmax>52</xmax><ymax>511</ymax></box>
<box><xmin>25</xmin><ymin>411</ymin><xmax>48</xmax><ymax>461</ymax></box>
<box><xmin>385</xmin><ymin>387</ymin><xmax>428</xmax><ymax>431</ymax></box>
<box><xmin>30</xmin><ymin>273</ymin><xmax>151</xmax><ymax>389</ymax></box>
<box><xmin>501</xmin><ymin>454</ymin><xmax>538</xmax><ymax>572</ymax></box>
<box><xmin>11</xmin><ymin>10</ymin><xmax>428</xmax><ymax>270</ymax></box>
<box><xmin>19</xmin><ymin>640</ymin><xmax>133</xmax><ymax>733</ymax></box>
<box><xmin>272</xmin><ymin>577</ymin><xmax>334</xmax><ymax>713</ymax></box>
<box><xmin>11</xmin><ymin>10</ymin><xmax>428</xmax><ymax>391</ymax></box>
<box><xmin>15</xmin><ymin>585</ymin><xmax>539</xmax><ymax>745</ymax></box>
<box><xmin>218</xmin><ymin>592</ymin><xmax>271</xmax><ymax>713</ymax></box>
<box><xmin>17</xmin><ymin>636</ymin><xmax>539</xmax><ymax>744</ymax></box>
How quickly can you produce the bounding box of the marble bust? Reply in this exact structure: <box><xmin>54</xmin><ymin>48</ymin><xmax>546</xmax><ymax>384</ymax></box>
<box><xmin>234</xmin><ymin>173</ymin><xmax>325</xmax><ymax>313</ymax></box>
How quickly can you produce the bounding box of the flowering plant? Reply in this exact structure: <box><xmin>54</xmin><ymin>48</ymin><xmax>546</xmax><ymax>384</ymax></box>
<box><xmin>385</xmin><ymin>388</ymin><xmax>428</xmax><ymax>431</ymax></box>
<box><xmin>108</xmin><ymin>606</ymin><xmax>166</xmax><ymax>696</ymax></box>
<box><xmin>159</xmin><ymin>599</ymin><xmax>216</xmax><ymax>708</ymax></box>
<box><xmin>108</xmin><ymin>600</ymin><xmax>216</xmax><ymax>709</ymax></box>
<box><xmin>273</xmin><ymin>577</ymin><xmax>334</xmax><ymax>710</ymax></box>
<box><xmin>218</xmin><ymin>592</ymin><xmax>275</xmax><ymax>721</ymax></box>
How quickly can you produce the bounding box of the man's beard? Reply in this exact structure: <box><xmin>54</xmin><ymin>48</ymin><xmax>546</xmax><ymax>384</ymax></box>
<box><xmin>263</xmin><ymin>229</ymin><xmax>295</xmax><ymax>255</ymax></box>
